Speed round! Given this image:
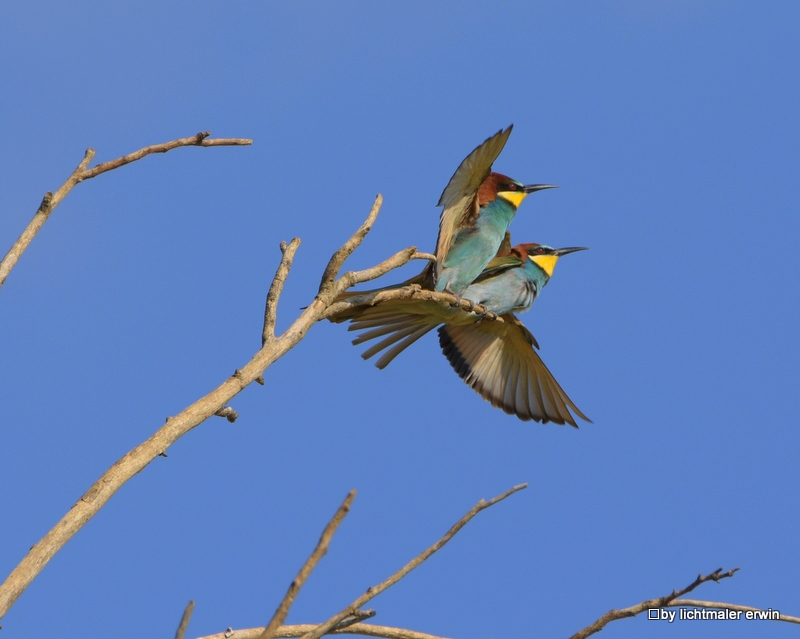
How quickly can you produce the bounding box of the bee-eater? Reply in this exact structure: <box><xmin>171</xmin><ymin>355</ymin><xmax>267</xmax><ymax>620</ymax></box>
<box><xmin>330</xmin><ymin>242</ymin><xmax>590</xmax><ymax>426</ymax></box>
<box><xmin>434</xmin><ymin>125</ymin><xmax>557</xmax><ymax>297</ymax></box>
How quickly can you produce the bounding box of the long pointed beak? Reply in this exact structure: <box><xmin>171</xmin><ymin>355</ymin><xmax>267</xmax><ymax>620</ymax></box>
<box><xmin>523</xmin><ymin>184</ymin><xmax>558</xmax><ymax>194</ymax></box>
<box><xmin>553</xmin><ymin>246</ymin><xmax>589</xmax><ymax>257</ymax></box>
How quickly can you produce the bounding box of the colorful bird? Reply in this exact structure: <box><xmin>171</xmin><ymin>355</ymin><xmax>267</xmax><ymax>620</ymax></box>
<box><xmin>434</xmin><ymin>125</ymin><xmax>557</xmax><ymax>297</ymax></box>
<box><xmin>330</xmin><ymin>241</ymin><xmax>590</xmax><ymax>426</ymax></box>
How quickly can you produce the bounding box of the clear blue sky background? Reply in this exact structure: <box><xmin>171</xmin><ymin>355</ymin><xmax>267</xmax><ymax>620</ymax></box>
<box><xmin>1</xmin><ymin>3</ymin><xmax>798</xmax><ymax>638</ymax></box>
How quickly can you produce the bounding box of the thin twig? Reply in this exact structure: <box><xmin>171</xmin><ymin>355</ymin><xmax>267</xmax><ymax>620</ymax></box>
<box><xmin>333</xmin><ymin>610</ymin><xmax>376</xmax><ymax>629</ymax></box>
<box><xmin>175</xmin><ymin>600</ymin><xmax>195</xmax><ymax>639</ymax></box>
<box><xmin>263</xmin><ymin>239</ymin><xmax>302</xmax><ymax>344</ymax></box>
<box><xmin>0</xmin><ymin>133</ymin><xmax>251</xmax><ymax>290</ymax></box>
<box><xmin>318</xmin><ymin>196</ymin><xmax>383</xmax><ymax>296</ymax></box>
<box><xmin>299</xmin><ymin>484</ymin><xmax>527</xmax><ymax>639</ymax></box>
<box><xmin>668</xmin><ymin>599</ymin><xmax>800</xmax><ymax>624</ymax></box>
<box><xmin>80</xmin><ymin>132</ymin><xmax>251</xmax><ymax>179</ymax></box>
<box><xmin>198</xmin><ymin>623</ymin><xmax>454</xmax><ymax>639</ymax></box>
<box><xmin>0</xmin><ymin>197</ymin><xmax>410</xmax><ymax>620</ymax></box>
<box><xmin>258</xmin><ymin>491</ymin><xmax>357</xmax><ymax>639</ymax></box>
<box><xmin>568</xmin><ymin>567</ymin><xmax>740</xmax><ymax>639</ymax></box>
<box><xmin>333</xmin><ymin>247</ymin><xmax>419</xmax><ymax>294</ymax></box>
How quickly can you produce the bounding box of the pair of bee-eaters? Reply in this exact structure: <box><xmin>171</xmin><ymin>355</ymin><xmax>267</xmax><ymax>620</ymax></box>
<box><xmin>330</xmin><ymin>126</ymin><xmax>590</xmax><ymax>426</ymax></box>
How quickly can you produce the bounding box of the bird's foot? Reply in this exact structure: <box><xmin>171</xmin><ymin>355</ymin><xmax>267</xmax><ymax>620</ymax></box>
<box><xmin>460</xmin><ymin>297</ymin><xmax>476</xmax><ymax>312</ymax></box>
<box><xmin>443</xmin><ymin>284</ymin><xmax>464</xmax><ymax>308</ymax></box>
<box><xmin>474</xmin><ymin>307</ymin><xmax>497</xmax><ymax>324</ymax></box>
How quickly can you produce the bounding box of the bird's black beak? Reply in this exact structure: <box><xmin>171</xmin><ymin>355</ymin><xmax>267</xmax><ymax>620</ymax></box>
<box><xmin>523</xmin><ymin>184</ymin><xmax>558</xmax><ymax>194</ymax></box>
<box><xmin>553</xmin><ymin>246</ymin><xmax>589</xmax><ymax>257</ymax></box>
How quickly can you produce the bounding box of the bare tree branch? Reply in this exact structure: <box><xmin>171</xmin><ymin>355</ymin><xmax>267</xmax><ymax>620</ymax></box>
<box><xmin>263</xmin><ymin>239</ymin><xmax>302</xmax><ymax>344</ymax></box>
<box><xmin>0</xmin><ymin>191</ymin><xmax>425</xmax><ymax>620</ymax></box>
<box><xmin>298</xmin><ymin>484</ymin><xmax>527</xmax><ymax>639</ymax></box>
<box><xmin>0</xmin><ymin>132</ymin><xmax>252</xmax><ymax>290</ymax></box>
<box><xmin>175</xmin><ymin>600</ymin><xmax>195</xmax><ymax>639</ymax></box>
<box><xmin>258</xmin><ymin>491</ymin><xmax>357</xmax><ymax>639</ymax></box>
<box><xmin>324</xmin><ymin>285</ymin><xmax>502</xmax><ymax>323</ymax></box>
<box><xmin>568</xmin><ymin>567</ymin><xmax>740</xmax><ymax>639</ymax></box>
<box><xmin>668</xmin><ymin>599</ymin><xmax>800</xmax><ymax>624</ymax></box>
<box><xmin>331</xmin><ymin>610</ymin><xmax>376</xmax><ymax>629</ymax></box>
<box><xmin>199</xmin><ymin>623</ymin><xmax>454</xmax><ymax>639</ymax></box>
<box><xmin>81</xmin><ymin>132</ymin><xmax>251</xmax><ymax>179</ymax></box>
<box><xmin>194</xmin><ymin>598</ymin><xmax>800</xmax><ymax>639</ymax></box>
<box><xmin>318</xmin><ymin>196</ymin><xmax>383</xmax><ymax>297</ymax></box>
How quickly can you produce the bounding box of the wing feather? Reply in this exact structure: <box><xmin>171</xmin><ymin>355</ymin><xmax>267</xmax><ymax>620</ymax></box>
<box><xmin>360</xmin><ymin>322</ymin><xmax>428</xmax><ymax>361</ymax></box>
<box><xmin>435</xmin><ymin>126</ymin><xmax>513</xmax><ymax>270</ymax></box>
<box><xmin>374</xmin><ymin>325</ymin><xmax>436</xmax><ymax>369</ymax></box>
<box><xmin>437</xmin><ymin>314</ymin><xmax>589</xmax><ymax>426</ymax></box>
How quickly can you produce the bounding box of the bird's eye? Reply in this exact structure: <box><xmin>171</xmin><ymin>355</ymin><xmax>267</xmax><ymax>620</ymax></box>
<box><xmin>508</xmin><ymin>183</ymin><xmax>517</xmax><ymax>190</ymax></box>
<box><xmin>536</xmin><ymin>247</ymin><xmax>545</xmax><ymax>253</ymax></box>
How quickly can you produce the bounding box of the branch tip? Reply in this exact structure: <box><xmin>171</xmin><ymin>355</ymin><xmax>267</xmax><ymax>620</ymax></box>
<box><xmin>258</xmin><ymin>490</ymin><xmax>357</xmax><ymax>639</ymax></box>
<box><xmin>263</xmin><ymin>238</ymin><xmax>302</xmax><ymax>344</ymax></box>
<box><xmin>1</xmin><ymin>133</ymin><xmax>249</xmax><ymax>293</ymax></box>
<box><xmin>298</xmin><ymin>484</ymin><xmax>524</xmax><ymax>639</ymax></box>
<box><xmin>318</xmin><ymin>197</ymin><xmax>383</xmax><ymax>297</ymax></box>
<box><xmin>175</xmin><ymin>600</ymin><xmax>195</xmax><ymax>639</ymax></box>
<box><xmin>568</xmin><ymin>566</ymin><xmax>742</xmax><ymax>639</ymax></box>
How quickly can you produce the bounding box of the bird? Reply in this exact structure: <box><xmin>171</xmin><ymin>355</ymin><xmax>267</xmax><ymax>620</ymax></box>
<box><xmin>329</xmin><ymin>240</ymin><xmax>590</xmax><ymax>426</ymax></box>
<box><xmin>433</xmin><ymin>125</ymin><xmax>557</xmax><ymax>298</ymax></box>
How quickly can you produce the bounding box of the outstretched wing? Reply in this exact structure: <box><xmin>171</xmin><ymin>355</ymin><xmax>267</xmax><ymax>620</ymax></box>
<box><xmin>438</xmin><ymin>314</ymin><xmax>590</xmax><ymax>426</ymax></box>
<box><xmin>435</xmin><ymin>126</ymin><xmax>513</xmax><ymax>270</ymax></box>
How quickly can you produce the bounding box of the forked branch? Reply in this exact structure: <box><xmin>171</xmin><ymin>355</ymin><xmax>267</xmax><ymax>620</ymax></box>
<box><xmin>263</xmin><ymin>239</ymin><xmax>303</xmax><ymax>344</ymax></box>
<box><xmin>0</xmin><ymin>185</ymin><xmax>424</xmax><ymax>620</ymax></box>
<box><xmin>196</xmin><ymin>485</ymin><xmax>527</xmax><ymax>639</ymax></box>
<box><xmin>0</xmin><ymin>132</ymin><xmax>252</xmax><ymax>290</ymax></box>
<box><xmin>569</xmin><ymin>568</ymin><xmax>741</xmax><ymax>639</ymax></box>
<box><xmin>299</xmin><ymin>484</ymin><xmax>527</xmax><ymax>639</ymax></box>
<box><xmin>258</xmin><ymin>491</ymin><xmax>357</xmax><ymax>639</ymax></box>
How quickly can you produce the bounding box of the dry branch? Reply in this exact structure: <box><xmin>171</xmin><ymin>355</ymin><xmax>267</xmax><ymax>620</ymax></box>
<box><xmin>668</xmin><ymin>599</ymin><xmax>800</xmax><ymax>625</ymax></box>
<box><xmin>0</xmin><ymin>132</ymin><xmax>251</xmax><ymax>290</ymax></box>
<box><xmin>298</xmin><ymin>484</ymin><xmax>527</xmax><ymax>639</ymax></box>
<box><xmin>318</xmin><ymin>196</ymin><xmax>384</xmax><ymax>296</ymax></box>
<box><xmin>258</xmin><ymin>491</ymin><xmax>357</xmax><ymax>639</ymax></box>
<box><xmin>569</xmin><ymin>568</ymin><xmax>740</xmax><ymax>639</ymax></box>
<box><xmin>263</xmin><ymin>239</ymin><xmax>302</xmax><ymax>344</ymax></box>
<box><xmin>197</xmin><ymin>485</ymin><xmax>526</xmax><ymax>639</ymax></box>
<box><xmin>324</xmin><ymin>285</ymin><xmax>502</xmax><ymax>323</ymax></box>
<box><xmin>175</xmin><ymin>600</ymin><xmax>195</xmax><ymax>639</ymax></box>
<box><xmin>0</xmin><ymin>190</ymin><xmax>424</xmax><ymax>620</ymax></box>
<box><xmin>199</xmin><ymin>624</ymin><xmax>453</xmax><ymax>639</ymax></box>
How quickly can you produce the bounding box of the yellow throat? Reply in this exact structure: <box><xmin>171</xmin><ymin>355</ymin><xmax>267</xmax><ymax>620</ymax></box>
<box><xmin>497</xmin><ymin>191</ymin><xmax>528</xmax><ymax>208</ymax></box>
<box><xmin>530</xmin><ymin>254</ymin><xmax>558</xmax><ymax>277</ymax></box>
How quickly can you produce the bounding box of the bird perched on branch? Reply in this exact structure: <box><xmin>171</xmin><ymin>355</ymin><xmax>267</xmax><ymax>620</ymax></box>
<box><xmin>330</xmin><ymin>240</ymin><xmax>589</xmax><ymax>426</ymax></box>
<box><xmin>434</xmin><ymin>125</ymin><xmax>557</xmax><ymax>297</ymax></box>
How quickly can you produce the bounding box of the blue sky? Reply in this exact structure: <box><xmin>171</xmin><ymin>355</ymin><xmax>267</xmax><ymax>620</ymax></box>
<box><xmin>1</xmin><ymin>2</ymin><xmax>798</xmax><ymax>638</ymax></box>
